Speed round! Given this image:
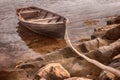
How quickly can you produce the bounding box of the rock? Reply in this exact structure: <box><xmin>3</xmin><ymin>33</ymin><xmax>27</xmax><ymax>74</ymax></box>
<box><xmin>64</xmin><ymin>77</ymin><xmax>92</xmax><ymax>80</ymax></box>
<box><xmin>94</xmin><ymin>39</ymin><xmax>120</xmax><ymax>63</ymax></box>
<box><xmin>99</xmin><ymin>58</ymin><xmax>120</xmax><ymax>80</ymax></box>
<box><xmin>78</xmin><ymin>38</ymin><xmax>108</xmax><ymax>53</ymax></box>
<box><xmin>102</xmin><ymin>25</ymin><xmax>120</xmax><ymax>40</ymax></box>
<box><xmin>107</xmin><ymin>16</ymin><xmax>120</xmax><ymax>25</ymax></box>
<box><xmin>99</xmin><ymin>71</ymin><xmax>116</xmax><ymax>80</ymax></box>
<box><xmin>39</xmin><ymin>78</ymin><xmax>47</xmax><ymax>80</ymax></box>
<box><xmin>91</xmin><ymin>24</ymin><xmax>120</xmax><ymax>39</ymax></box>
<box><xmin>35</xmin><ymin>63</ymin><xmax>70</xmax><ymax>80</ymax></box>
<box><xmin>113</xmin><ymin>54</ymin><xmax>120</xmax><ymax>60</ymax></box>
<box><xmin>0</xmin><ymin>69</ymin><xmax>31</xmax><ymax>80</ymax></box>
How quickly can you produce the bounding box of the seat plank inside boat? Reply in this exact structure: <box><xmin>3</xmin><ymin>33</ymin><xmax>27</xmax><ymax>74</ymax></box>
<box><xmin>19</xmin><ymin>10</ymin><xmax>39</xmax><ymax>14</ymax></box>
<box><xmin>28</xmin><ymin>17</ymin><xmax>59</xmax><ymax>22</ymax></box>
<box><xmin>19</xmin><ymin>7</ymin><xmax>66</xmax><ymax>24</ymax></box>
<box><xmin>21</xmin><ymin>11</ymin><xmax>56</xmax><ymax>21</ymax></box>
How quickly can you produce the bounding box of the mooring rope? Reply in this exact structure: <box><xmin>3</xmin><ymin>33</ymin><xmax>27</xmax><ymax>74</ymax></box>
<box><xmin>65</xmin><ymin>27</ymin><xmax>120</xmax><ymax>77</ymax></box>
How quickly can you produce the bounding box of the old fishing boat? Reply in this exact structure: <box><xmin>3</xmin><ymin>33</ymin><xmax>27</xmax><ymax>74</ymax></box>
<box><xmin>16</xmin><ymin>7</ymin><xmax>69</xmax><ymax>39</ymax></box>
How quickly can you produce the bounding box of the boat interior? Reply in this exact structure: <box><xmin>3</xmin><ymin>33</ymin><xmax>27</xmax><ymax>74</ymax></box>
<box><xmin>17</xmin><ymin>7</ymin><xmax>66</xmax><ymax>23</ymax></box>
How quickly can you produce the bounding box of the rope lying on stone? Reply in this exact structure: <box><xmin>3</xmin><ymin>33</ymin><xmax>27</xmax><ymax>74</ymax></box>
<box><xmin>65</xmin><ymin>28</ymin><xmax>120</xmax><ymax>77</ymax></box>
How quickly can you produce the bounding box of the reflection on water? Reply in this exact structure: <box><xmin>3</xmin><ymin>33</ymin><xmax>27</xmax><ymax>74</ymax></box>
<box><xmin>16</xmin><ymin>23</ymin><xmax>67</xmax><ymax>54</ymax></box>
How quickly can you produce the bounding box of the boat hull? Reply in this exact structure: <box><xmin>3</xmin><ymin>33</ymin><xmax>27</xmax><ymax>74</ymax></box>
<box><xmin>16</xmin><ymin>7</ymin><xmax>68</xmax><ymax>39</ymax></box>
<box><xmin>19</xmin><ymin>21</ymin><xmax>66</xmax><ymax>39</ymax></box>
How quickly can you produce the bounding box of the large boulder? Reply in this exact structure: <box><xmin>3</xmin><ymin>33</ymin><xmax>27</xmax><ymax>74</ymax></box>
<box><xmin>35</xmin><ymin>63</ymin><xmax>70</xmax><ymax>80</ymax></box>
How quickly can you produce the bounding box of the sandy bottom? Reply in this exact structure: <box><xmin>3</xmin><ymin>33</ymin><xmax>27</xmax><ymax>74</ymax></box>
<box><xmin>17</xmin><ymin>23</ymin><xmax>67</xmax><ymax>54</ymax></box>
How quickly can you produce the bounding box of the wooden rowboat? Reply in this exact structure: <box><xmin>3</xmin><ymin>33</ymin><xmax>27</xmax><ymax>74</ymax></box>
<box><xmin>16</xmin><ymin>7</ymin><xmax>69</xmax><ymax>39</ymax></box>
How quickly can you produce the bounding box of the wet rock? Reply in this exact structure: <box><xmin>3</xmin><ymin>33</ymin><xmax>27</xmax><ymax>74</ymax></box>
<box><xmin>94</xmin><ymin>39</ymin><xmax>120</xmax><ymax>63</ymax></box>
<box><xmin>102</xmin><ymin>25</ymin><xmax>120</xmax><ymax>40</ymax></box>
<box><xmin>64</xmin><ymin>77</ymin><xmax>92</xmax><ymax>80</ymax></box>
<box><xmin>78</xmin><ymin>38</ymin><xmax>109</xmax><ymax>53</ymax></box>
<box><xmin>99</xmin><ymin>58</ymin><xmax>120</xmax><ymax>80</ymax></box>
<box><xmin>35</xmin><ymin>63</ymin><xmax>70</xmax><ymax>80</ymax></box>
<box><xmin>91</xmin><ymin>24</ymin><xmax>120</xmax><ymax>39</ymax></box>
<box><xmin>107</xmin><ymin>16</ymin><xmax>120</xmax><ymax>25</ymax></box>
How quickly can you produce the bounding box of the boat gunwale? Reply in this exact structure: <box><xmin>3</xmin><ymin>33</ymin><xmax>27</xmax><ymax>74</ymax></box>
<box><xmin>16</xmin><ymin>7</ymin><xmax>69</xmax><ymax>25</ymax></box>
